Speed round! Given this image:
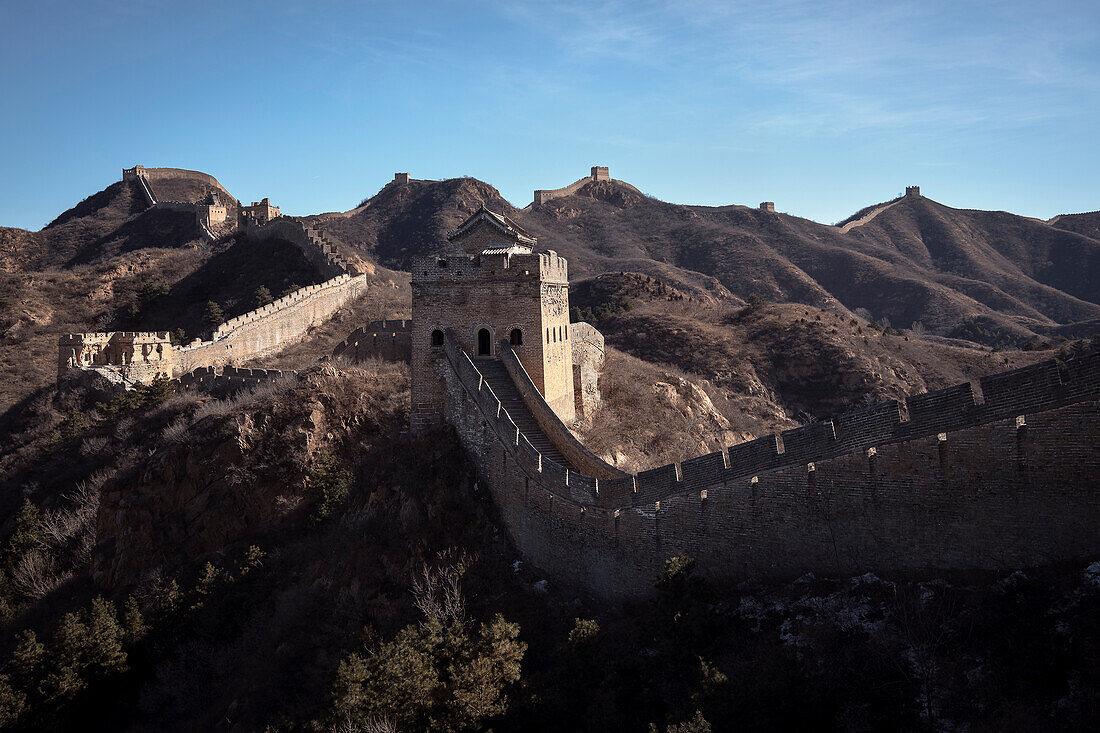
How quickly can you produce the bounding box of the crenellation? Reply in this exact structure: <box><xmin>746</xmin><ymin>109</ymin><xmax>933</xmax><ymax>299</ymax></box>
<box><xmin>444</xmin><ymin>323</ymin><xmax>1100</xmax><ymax>599</ymax></box>
<box><xmin>680</xmin><ymin>451</ymin><xmax>729</xmax><ymax>486</ymax></box>
<box><xmin>62</xmin><ymin>273</ymin><xmax>367</xmax><ymax>388</ymax></box>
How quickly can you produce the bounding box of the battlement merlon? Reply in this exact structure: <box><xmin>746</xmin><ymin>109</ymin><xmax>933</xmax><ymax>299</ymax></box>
<box><xmin>410</xmin><ymin>250</ymin><xmax>567</xmax><ymax>285</ymax></box>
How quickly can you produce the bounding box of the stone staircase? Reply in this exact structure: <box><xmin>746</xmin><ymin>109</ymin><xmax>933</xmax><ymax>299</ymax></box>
<box><xmin>472</xmin><ymin>357</ymin><xmax>571</xmax><ymax>469</ymax></box>
<box><xmin>304</xmin><ymin>225</ymin><xmax>351</xmax><ymax>273</ymax></box>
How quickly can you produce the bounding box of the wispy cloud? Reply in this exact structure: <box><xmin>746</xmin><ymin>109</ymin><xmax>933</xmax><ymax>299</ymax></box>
<box><xmin>489</xmin><ymin>0</ymin><xmax>1100</xmax><ymax>136</ymax></box>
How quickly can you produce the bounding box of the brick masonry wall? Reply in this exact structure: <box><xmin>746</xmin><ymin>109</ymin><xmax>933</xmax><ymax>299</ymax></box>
<box><xmin>177</xmin><ymin>365</ymin><xmax>295</xmax><ymax>394</ymax></box>
<box><xmin>245</xmin><ymin>217</ymin><xmax>352</xmax><ymax>279</ymax></box>
<box><xmin>498</xmin><ymin>339</ymin><xmax>623</xmax><ymax>479</ymax></box>
<box><xmin>443</xmin><ymin>342</ymin><xmax>1100</xmax><ymax>601</ymax></box>
<box><xmin>177</xmin><ymin>274</ymin><xmax>367</xmax><ymax>372</ymax></box>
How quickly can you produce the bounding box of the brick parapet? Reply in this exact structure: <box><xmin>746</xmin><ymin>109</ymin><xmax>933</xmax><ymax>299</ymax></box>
<box><xmin>177</xmin><ymin>365</ymin><xmax>295</xmax><ymax>393</ymax></box>
<box><xmin>332</xmin><ymin>319</ymin><xmax>412</xmax><ymax>363</ymax></box>
<box><xmin>411</xmin><ymin>250</ymin><xmax>568</xmax><ymax>286</ymax></box>
<box><xmin>245</xmin><ymin>217</ymin><xmax>353</xmax><ymax>278</ymax></box>
<box><xmin>177</xmin><ymin>274</ymin><xmax>367</xmax><ymax>372</ymax></box>
<box><xmin>443</xmin><ymin>338</ymin><xmax>1100</xmax><ymax>598</ymax></box>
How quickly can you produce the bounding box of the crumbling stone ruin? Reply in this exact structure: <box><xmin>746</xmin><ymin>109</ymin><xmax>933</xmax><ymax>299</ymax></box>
<box><xmin>241</xmin><ymin>197</ymin><xmax>281</xmax><ymax>226</ymax></box>
<box><xmin>58</xmin><ymin>331</ymin><xmax>176</xmax><ymax>388</ymax></box>
<box><xmin>906</xmin><ymin>185</ymin><xmax>921</xmax><ymax>197</ymax></box>
<box><xmin>759</xmin><ymin>201</ymin><xmax>775</xmax><ymax>212</ymax></box>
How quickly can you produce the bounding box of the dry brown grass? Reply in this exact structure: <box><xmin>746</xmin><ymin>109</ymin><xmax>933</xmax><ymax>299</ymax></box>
<box><xmin>579</xmin><ymin>347</ymin><xmax>785</xmax><ymax>472</ymax></box>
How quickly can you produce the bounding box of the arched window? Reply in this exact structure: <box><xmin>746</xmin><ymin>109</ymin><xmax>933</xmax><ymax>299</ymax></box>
<box><xmin>430</xmin><ymin>329</ymin><xmax>444</xmax><ymax>347</ymax></box>
<box><xmin>477</xmin><ymin>328</ymin><xmax>492</xmax><ymax>356</ymax></box>
<box><xmin>510</xmin><ymin>328</ymin><xmax>523</xmax><ymax>346</ymax></box>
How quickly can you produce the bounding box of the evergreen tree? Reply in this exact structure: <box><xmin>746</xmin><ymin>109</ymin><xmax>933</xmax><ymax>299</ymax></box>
<box><xmin>253</xmin><ymin>285</ymin><xmax>273</xmax><ymax>308</ymax></box>
<box><xmin>203</xmin><ymin>300</ymin><xmax>224</xmax><ymax>328</ymax></box>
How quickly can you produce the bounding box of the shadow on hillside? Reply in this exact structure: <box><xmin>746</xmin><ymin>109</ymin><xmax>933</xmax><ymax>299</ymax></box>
<box><xmin>126</xmin><ymin>235</ymin><xmax>325</xmax><ymax>339</ymax></box>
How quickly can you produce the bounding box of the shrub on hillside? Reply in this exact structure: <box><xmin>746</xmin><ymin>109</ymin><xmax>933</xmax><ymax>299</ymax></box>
<box><xmin>307</xmin><ymin>454</ymin><xmax>353</xmax><ymax>523</ymax></box>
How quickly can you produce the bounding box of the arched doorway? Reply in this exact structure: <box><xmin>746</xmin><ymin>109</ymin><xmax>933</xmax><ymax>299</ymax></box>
<box><xmin>477</xmin><ymin>328</ymin><xmax>492</xmax><ymax>356</ymax></box>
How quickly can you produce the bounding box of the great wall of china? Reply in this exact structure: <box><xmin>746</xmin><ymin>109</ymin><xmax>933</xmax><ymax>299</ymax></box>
<box><xmin>61</xmin><ymin>171</ymin><xmax>1100</xmax><ymax>602</ymax></box>
<box><xmin>531</xmin><ymin>166</ymin><xmax>645</xmax><ymax>207</ymax></box>
<box><xmin>60</xmin><ymin>173</ymin><xmax>367</xmax><ymax>391</ymax></box>
<box><xmin>442</xmin><ymin>330</ymin><xmax>1100</xmax><ymax>601</ymax></box>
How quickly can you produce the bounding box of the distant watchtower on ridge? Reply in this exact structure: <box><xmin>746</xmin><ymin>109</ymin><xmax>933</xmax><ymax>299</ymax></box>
<box><xmin>410</xmin><ymin>207</ymin><xmax>575</xmax><ymax>433</ymax></box>
<box><xmin>906</xmin><ymin>186</ymin><xmax>921</xmax><ymax>198</ymax></box>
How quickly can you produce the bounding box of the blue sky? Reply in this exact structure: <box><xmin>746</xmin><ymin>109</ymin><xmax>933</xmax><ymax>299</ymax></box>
<box><xmin>2</xmin><ymin>0</ymin><xmax>1098</xmax><ymax>230</ymax></box>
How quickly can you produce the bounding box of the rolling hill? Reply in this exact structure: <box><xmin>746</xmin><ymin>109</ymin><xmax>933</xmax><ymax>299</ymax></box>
<box><xmin>315</xmin><ymin>176</ymin><xmax>1100</xmax><ymax>346</ymax></box>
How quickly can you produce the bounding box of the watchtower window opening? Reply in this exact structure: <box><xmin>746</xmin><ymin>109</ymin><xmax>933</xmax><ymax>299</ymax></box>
<box><xmin>430</xmin><ymin>329</ymin><xmax>444</xmax><ymax>347</ymax></box>
<box><xmin>477</xmin><ymin>328</ymin><xmax>492</xmax><ymax>356</ymax></box>
<box><xmin>510</xmin><ymin>328</ymin><xmax>523</xmax><ymax>346</ymax></box>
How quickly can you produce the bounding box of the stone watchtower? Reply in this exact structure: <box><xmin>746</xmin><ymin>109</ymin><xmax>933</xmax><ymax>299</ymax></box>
<box><xmin>411</xmin><ymin>207</ymin><xmax>575</xmax><ymax>433</ymax></box>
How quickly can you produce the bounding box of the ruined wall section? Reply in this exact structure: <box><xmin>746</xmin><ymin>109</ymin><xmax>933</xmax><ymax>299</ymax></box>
<box><xmin>58</xmin><ymin>331</ymin><xmax>175</xmax><ymax>386</ymax></box>
<box><xmin>178</xmin><ymin>365</ymin><xmax>296</xmax><ymax>394</ymax></box>
<box><xmin>177</xmin><ymin>274</ymin><xmax>367</xmax><ymax>372</ymax></box>
<box><xmin>332</xmin><ymin>320</ymin><xmax>411</xmax><ymax>363</ymax></box>
<box><xmin>569</xmin><ymin>321</ymin><xmax>604</xmax><ymax>425</ymax></box>
<box><xmin>444</xmin><ymin>337</ymin><xmax>1100</xmax><ymax>600</ymax></box>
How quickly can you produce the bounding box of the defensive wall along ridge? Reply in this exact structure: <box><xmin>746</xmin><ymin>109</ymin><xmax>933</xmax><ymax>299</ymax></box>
<box><xmin>531</xmin><ymin>166</ymin><xmax>644</xmax><ymax>207</ymax></box>
<box><xmin>332</xmin><ymin>319</ymin><xmax>412</xmax><ymax>363</ymax></box>
<box><xmin>123</xmin><ymin>165</ymin><xmax>234</xmax><ymax>199</ymax></box>
<box><xmin>244</xmin><ymin>216</ymin><xmax>358</xmax><ymax>279</ymax></box>
<box><xmin>177</xmin><ymin>273</ymin><xmax>367</xmax><ymax>372</ymax></box>
<box><xmin>442</xmin><ymin>328</ymin><xmax>1100</xmax><ymax>601</ymax></box>
<box><xmin>60</xmin><ymin>273</ymin><xmax>368</xmax><ymax>388</ymax></box>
